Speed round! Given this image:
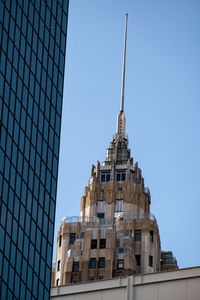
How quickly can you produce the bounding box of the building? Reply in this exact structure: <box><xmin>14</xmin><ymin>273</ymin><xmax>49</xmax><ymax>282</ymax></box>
<box><xmin>51</xmin><ymin>267</ymin><xmax>200</xmax><ymax>300</ymax></box>
<box><xmin>0</xmin><ymin>0</ymin><xmax>69</xmax><ymax>299</ymax></box>
<box><xmin>53</xmin><ymin>14</ymin><xmax>177</xmax><ymax>287</ymax></box>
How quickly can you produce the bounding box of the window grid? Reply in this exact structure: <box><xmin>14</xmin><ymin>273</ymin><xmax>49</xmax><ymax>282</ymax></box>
<box><xmin>0</xmin><ymin>0</ymin><xmax>68</xmax><ymax>298</ymax></box>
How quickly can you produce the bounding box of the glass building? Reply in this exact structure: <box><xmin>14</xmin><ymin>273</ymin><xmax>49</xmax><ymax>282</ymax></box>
<box><xmin>0</xmin><ymin>0</ymin><xmax>69</xmax><ymax>299</ymax></box>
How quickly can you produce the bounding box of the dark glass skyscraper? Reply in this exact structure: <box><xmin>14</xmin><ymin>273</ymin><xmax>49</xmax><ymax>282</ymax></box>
<box><xmin>0</xmin><ymin>0</ymin><xmax>69</xmax><ymax>299</ymax></box>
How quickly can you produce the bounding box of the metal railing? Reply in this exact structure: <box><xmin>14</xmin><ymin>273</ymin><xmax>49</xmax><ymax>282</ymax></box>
<box><xmin>61</xmin><ymin>212</ymin><xmax>156</xmax><ymax>226</ymax></box>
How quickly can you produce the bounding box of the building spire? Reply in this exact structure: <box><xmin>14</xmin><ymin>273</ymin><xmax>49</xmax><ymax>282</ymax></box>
<box><xmin>120</xmin><ymin>13</ymin><xmax>128</xmax><ymax>112</ymax></box>
<box><xmin>116</xmin><ymin>14</ymin><xmax>128</xmax><ymax>136</ymax></box>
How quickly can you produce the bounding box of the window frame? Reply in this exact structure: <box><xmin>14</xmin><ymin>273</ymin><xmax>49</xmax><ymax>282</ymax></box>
<box><xmin>98</xmin><ymin>257</ymin><xmax>105</xmax><ymax>268</ymax></box>
<box><xmin>134</xmin><ymin>229</ymin><xmax>141</xmax><ymax>241</ymax></box>
<box><xmin>57</xmin><ymin>260</ymin><xmax>60</xmax><ymax>271</ymax></box>
<box><xmin>59</xmin><ymin>235</ymin><xmax>62</xmax><ymax>247</ymax></box>
<box><xmin>70</xmin><ymin>233</ymin><xmax>76</xmax><ymax>245</ymax></box>
<box><xmin>135</xmin><ymin>255</ymin><xmax>141</xmax><ymax>266</ymax></box>
<box><xmin>149</xmin><ymin>255</ymin><xmax>153</xmax><ymax>267</ymax></box>
<box><xmin>91</xmin><ymin>239</ymin><xmax>97</xmax><ymax>249</ymax></box>
<box><xmin>116</xmin><ymin>171</ymin><xmax>126</xmax><ymax>182</ymax></box>
<box><xmin>73</xmin><ymin>262</ymin><xmax>79</xmax><ymax>273</ymax></box>
<box><xmin>117</xmin><ymin>259</ymin><xmax>124</xmax><ymax>270</ymax></box>
<box><xmin>101</xmin><ymin>172</ymin><xmax>110</xmax><ymax>183</ymax></box>
<box><xmin>97</xmin><ymin>213</ymin><xmax>104</xmax><ymax>219</ymax></box>
<box><xmin>90</xmin><ymin>258</ymin><xmax>96</xmax><ymax>269</ymax></box>
<box><xmin>150</xmin><ymin>230</ymin><xmax>154</xmax><ymax>242</ymax></box>
<box><xmin>100</xmin><ymin>239</ymin><xmax>106</xmax><ymax>249</ymax></box>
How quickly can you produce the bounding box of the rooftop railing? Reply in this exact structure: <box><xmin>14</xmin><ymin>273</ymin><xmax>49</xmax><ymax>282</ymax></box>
<box><xmin>61</xmin><ymin>212</ymin><xmax>155</xmax><ymax>226</ymax></box>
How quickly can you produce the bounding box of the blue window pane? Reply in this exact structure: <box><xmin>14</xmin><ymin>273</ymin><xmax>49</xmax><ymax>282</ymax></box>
<box><xmin>0</xmin><ymin>51</ymin><xmax>6</xmax><ymax>74</ymax></box>
<box><xmin>22</xmin><ymin>14</ymin><xmax>27</xmax><ymax>36</ymax></box>
<box><xmin>16</xmin><ymin>250</ymin><xmax>22</xmax><ymax>275</ymax></box>
<box><xmin>29</xmin><ymin>242</ymin><xmax>34</xmax><ymax>267</ymax></box>
<box><xmin>2</xmin><ymin>104</ymin><xmax>8</xmax><ymax>127</ymax></box>
<box><xmin>26</xmin><ymin>43</ymin><xmax>31</xmax><ymax>65</ymax></box>
<box><xmin>39</xmin><ymin>19</ymin><xmax>44</xmax><ymax>41</ymax></box>
<box><xmin>15</xmin><ymin>26</ymin><xmax>20</xmax><ymax>49</ymax></box>
<box><xmin>27</xmin><ymin>22</ymin><xmax>33</xmax><ymax>45</ymax></box>
<box><xmin>33</xmin><ymin>31</ymin><xmax>38</xmax><ymax>53</ymax></box>
<box><xmin>27</xmin><ymin>267</ymin><xmax>33</xmax><ymax>290</ymax></box>
<box><xmin>14</xmin><ymin>273</ymin><xmax>20</xmax><ymax>298</ymax></box>
<box><xmin>12</xmin><ymin>219</ymin><xmax>18</xmax><ymax>244</ymax></box>
<box><xmin>0</xmin><ymin>226</ymin><xmax>5</xmax><ymax>251</ymax></box>
<box><xmin>3</xmin><ymin>257</ymin><xmax>9</xmax><ymax>282</ymax></box>
<box><xmin>2</xmin><ymin>29</ymin><xmax>8</xmax><ymax>52</ymax></box>
<box><xmin>17</xmin><ymin>227</ymin><xmax>23</xmax><ymax>251</ymax></box>
<box><xmin>8</xmin><ymin>188</ymin><xmax>14</xmax><ymax>212</ymax></box>
<box><xmin>0</xmin><ymin>203</ymin><xmax>7</xmax><ymax>228</ymax></box>
<box><xmin>6</xmin><ymin>211</ymin><xmax>12</xmax><ymax>236</ymax></box>
<box><xmin>10</xmin><ymin>242</ymin><xmax>16</xmax><ymax>267</ymax></box>
<box><xmin>28</xmin><ymin>2</ymin><xmax>34</xmax><ymax>24</ymax></box>
<box><xmin>16</xmin><ymin>5</ymin><xmax>22</xmax><ymax>27</ymax></box>
<box><xmin>10</xmin><ymin>17</ymin><xmax>15</xmax><ymax>40</ymax></box>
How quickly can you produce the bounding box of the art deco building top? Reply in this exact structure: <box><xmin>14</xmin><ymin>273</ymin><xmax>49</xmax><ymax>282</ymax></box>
<box><xmin>52</xmin><ymin>14</ymin><xmax>178</xmax><ymax>287</ymax></box>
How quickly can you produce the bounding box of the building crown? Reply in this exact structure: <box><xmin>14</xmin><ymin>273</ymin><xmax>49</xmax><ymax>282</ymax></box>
<box><xmin>104</xmin><ymin>14</ymin><xmax>130</xmax><ymax>166</ymax></box>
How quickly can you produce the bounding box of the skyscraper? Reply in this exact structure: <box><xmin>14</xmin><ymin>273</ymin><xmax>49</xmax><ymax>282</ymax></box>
<box><xmin>0</xmin><ymin>0</ymin><xmax>69</xmax><ymax>298</ymax></box>
<box><xmin>53</xmin><ymin>14</ymin><xmax>177</xmax><ymax>286</ymax></box>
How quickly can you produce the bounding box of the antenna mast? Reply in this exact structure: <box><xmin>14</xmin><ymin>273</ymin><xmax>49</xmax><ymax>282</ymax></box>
<box><xmin>120</xmin><ymin>13</ymin><xmax>128</xmax><ymax>112</ymax></box>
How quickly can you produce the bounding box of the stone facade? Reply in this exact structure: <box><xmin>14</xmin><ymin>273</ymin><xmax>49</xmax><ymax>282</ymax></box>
<box><xmin>53</xmin><ymin>130</ymin><xmax>177</xmax><ymax>286</ymax></box>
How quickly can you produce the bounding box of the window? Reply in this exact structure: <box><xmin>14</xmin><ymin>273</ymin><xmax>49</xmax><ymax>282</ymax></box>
<box><xmin>72</xmin><ymin>280</ymin><xmax>78</xmax><ymax>284</ymax></box>
<box><xmin>101</xmin><ymin>172</ymin><xmax>110</xmax><ymax>182</ymax></box>
<box><xmin>115</xmin><ymin>200</ymin><xmax>123</xmax><ymax>212</ymax></box>
<box><xmin>134</xmin><ymin>230</ymin><xmax>141</xmax><ymax>241</ymax></box>
<box><xmin>91</xmin><ymin>239</ymin><xmax>97</xmax><ymax>249</ymax></box>
<box><xmin>70</xmin><ymin>233</ymin><xmax>76</xmax><ymax>245</ymax></box>
<box><xmin>73</xmin><ymin>262</ymin><xmax>79</xmax><ymax>272</ymax></box>
<box><xmin>56</xmin><ymin>279</ymin><xmax>59</xmax><ymax>286</ymax></box>
<box><xmin>149</xmin><ymin>256</ymin><xmax>153</xmax><ymax>267</ymax></box>
<box><xmin>98</xmin><ymin>276</ymin><xmax>104</xmax><ymax>280</ymax></box>
<box><xmin>80</xmin><ymin>232</ymin><xmax>85</xmax><ymax>239</ymax></box>
<box><xmin>98</xmin><ymin>257</ymin><xmax>105</xmax><ymax>268</ymax></box>
<box><xmin>89</xmin><ymin>277</ymin><xmax>95</xmax><ymax>281</ymax></box>
<box><xmin>59</xmin><ymin>235</ymin><xmax>62</xmax><ymax>247</ymax></box>
<box><xmin>116</xmin><ymin>171</ymin><xmax>126</xmax><ymax>182</ymax></box>
<box><xmin>90</xmin><ymin>258</ymin><xmax>96</xmax><ymax>269</ymax></box>
<box><xmin>135</xmin><ymin>255</ymin><xmax>141</xmax><ymax>266</ymax></box>
<box><xmin>150</xmin><ymin>230</ymin><xmax>154</xmax><ymax>242</ymax></box>
<box><xmin>100</xmin><ymin>239</ymin><xmax>106</xmax><ymax>249</ymax></box>
<box><xmin>117</xmin><ymin>260</ymin><xmax>124</xmax><ymax>270</ymax></box>
<box><xmin>97</xmin><ymin>213</ymin><xmax>104</xmax><ymax>219</ymax></box>
<box><xmin>97</xmin><ymin>200</ymin><xmax>105</xmax><ymax>213</ymax></box>
<box><xmin>57</xmin><ymin>260</ymin><xmax>60</xmax><ymax>271</ymax></box>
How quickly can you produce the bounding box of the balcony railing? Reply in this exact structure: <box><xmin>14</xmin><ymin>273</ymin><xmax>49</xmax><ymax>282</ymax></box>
<box><xmin>61</xmin><ymin>212</ymin><xmax>156</xmax><ymax>226</ymax></box>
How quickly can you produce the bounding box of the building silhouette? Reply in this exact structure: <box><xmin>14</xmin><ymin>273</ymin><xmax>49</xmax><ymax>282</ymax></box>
<box><xmin>53</xmin><ymin>14</ymin><xmax>177</xmax><ymax>286</ymax></box>
<box><xmin>0</xmin><ymin>0</ymin><xmax>68</xmax><ymax>298</ymax></box>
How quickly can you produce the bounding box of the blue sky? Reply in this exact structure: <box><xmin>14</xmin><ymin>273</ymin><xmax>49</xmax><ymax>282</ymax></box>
<box><xmin>53</xmin><ymin>0</ymin><xmax>200</xmax><ymax>268</ymax></box>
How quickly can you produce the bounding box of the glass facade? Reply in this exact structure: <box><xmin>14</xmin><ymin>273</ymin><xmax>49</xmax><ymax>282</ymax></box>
<box><xmin>0</xmin><ymin>0</ymin><xmax>69</xmax><ymax>299</ymax></box>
